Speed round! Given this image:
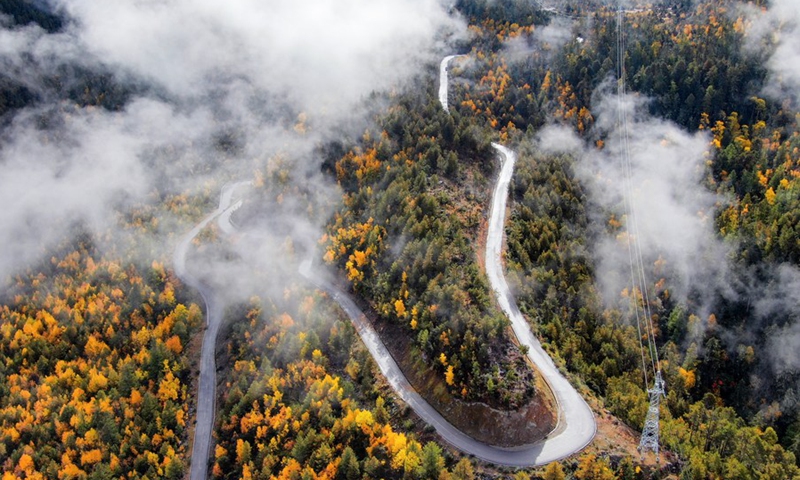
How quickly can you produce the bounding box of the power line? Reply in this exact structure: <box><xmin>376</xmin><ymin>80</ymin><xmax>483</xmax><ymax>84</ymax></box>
<box><xmin>616</xmin><ymin>10</ymin><xmax>650</xmax><ymax>389</ymax></box>
<box><xmin>614</xmin><ymin>2</ymin><xmax>664</xmax><ymax>461</ymax></box>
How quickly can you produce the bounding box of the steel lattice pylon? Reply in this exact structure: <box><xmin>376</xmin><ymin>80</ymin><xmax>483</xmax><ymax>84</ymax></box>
<box><xmin>638</xmin><ymin>370</ymin><xmax>666</xmax><ymax>460</ymax></box>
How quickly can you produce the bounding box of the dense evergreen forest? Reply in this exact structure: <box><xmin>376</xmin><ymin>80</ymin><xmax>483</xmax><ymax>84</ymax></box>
<box><xmin>2</xmin><ymin>0</ymin><xmax>800</xmax><ymax>478</ymax></box>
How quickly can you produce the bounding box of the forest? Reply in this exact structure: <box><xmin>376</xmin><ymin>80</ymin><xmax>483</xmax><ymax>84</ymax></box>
<box><xmin>0</xmin><ymin>235</ymin><xmax>202</xmax><ymax>478</ymax></box>
<box><xmin>1</xmin><ymin>0</ymin><xmax>800</xmax><ymax>478</ymax></box>
<box><xmin>314</xmin><ymin>0</ymin><xmax>800</xmax><ymax>476</ymax></box>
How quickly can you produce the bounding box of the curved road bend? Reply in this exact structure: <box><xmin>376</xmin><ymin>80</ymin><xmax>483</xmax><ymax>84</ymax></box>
<box><xmin>299</xmin><ymin>76</ymin><xmax>595</xmax><ymax>466</ymax></box>
<box><xmin>174</xmin><ymin>181</ymin><xmax>250</xmax><ymax>480</ymax></box>
<box><xmin>300</xmin><ymin>260</ymin><xmax>552</xmax><ymax>466</ymax></box>
<box><xmin>438</xmin><ymin>55</ymin><xmax>463</xmax><ymax>113</ymax></box>
<box><xmin>181</xmin><ymin>62</ymin><xmax>592</xmax><ymax>474</ymax></box>
<box><xmin>440</xmin><ymin>52</ymin><xmax>594</xmax><ymax>460</ymax></box>
<box><xmin>487</xmin><ymin>143</ymin><xmax>596</xmax><ymax>461</ymax></box>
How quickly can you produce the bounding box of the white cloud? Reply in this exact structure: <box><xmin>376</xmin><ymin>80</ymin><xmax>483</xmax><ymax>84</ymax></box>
<box><xmin>537</xmin><ymin>124</ymin><xmax>583</xmax><ymax>153</ymax></box>
<box><xmin>57</xmin><ymin>0</ymin><xmax>462</xmax><ymax>117</ymax></box>
<box><xmin>577</xmin><ymin>92</ymin><xmax>731</xmax><ymax>316</ymax></box>
<box><xmin>0</xmin><ymin>102</ymin><xmax>149</xmax><ymax>275</ymax></box>
<box><xmin>756</xmin><ymin>265</ymin><xmax>800</xmax><ymax>373</ymax></box>
<box><xmin>743</xmin><ymin>0</ymin><xmax>800</xmax><ymax>103</ymax></box>
<box><xmin>0</xmin><ymin>0</ymin><xmax>465</xmax><ymax>280</ymax></box>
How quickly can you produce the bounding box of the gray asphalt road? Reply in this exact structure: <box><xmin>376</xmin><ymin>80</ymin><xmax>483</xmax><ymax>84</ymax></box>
<box><xmin>180</xmin><ymin>62</ymin><xmax>594</xmax><ymax>475</ymax></box>
<box><xmin>174</xmin><ymin>181</ymin><xmax>250</xmax><ymax>480</ymax></box>
<box><xmin>439</xmin><ymin>55</ymin><xmax>458</xmax><ymax>112</ymax></box>
<box><xmin>486</xmin><ymin>143</ymin><xmax>596</xmax><ymax>462</ymax></box>
<box><xmin>299</xmin><ymin>260</ymin><xmax>554</xmax><ymax>466</ymax></box>
<box><xmin>299</xmin><ymin>146</ymin><xmax>597</xmax><ymax>466</ymax></box>
<box><xmin>441</xmin><ymin>51</ymin><xmax>595</xmax><ymax>461</ymax></box>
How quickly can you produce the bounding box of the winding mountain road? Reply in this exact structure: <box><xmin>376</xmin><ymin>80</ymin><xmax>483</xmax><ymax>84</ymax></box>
<box><xmin>298</xmin><ymin>145</ymin><xmax>595</xmax><ymax>465</ymax></box>
<box><xmin>439</xmin><ymin>54</ymin><xmax>595</xmax><ymax>459</ymax></box>
<box><xmin>486</xmin><ymin>143</ymin><xmax>596</xmax><ymax>462</ymax></box>
<box><xmin>174</xmin><ymin>181</ymin><xmax>250</xmax><ymax>480</ymax></box>
<box><xmin>183</xmin><ymin>164</ymin><xmax>594</xmax><ymax>471</ymax></box>
<box><xmin>181</xmin><ymin>55</ymin><xmax>595</xmax><ymax>475</ymax></box>
<box><xmin>299</xmin><ymin>260</ymin><xmax>570</xmax><ymax>466</ymax></box>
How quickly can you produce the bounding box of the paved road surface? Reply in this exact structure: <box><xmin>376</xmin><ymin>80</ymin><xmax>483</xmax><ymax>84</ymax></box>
<box><xmin>440</xmin><ymin>52</ymin><xmax>596</xmax><ymax>460</ymax></box>
<box><xmin>181</xmin><ymin>64</ymin><xmax>594</xmax><ymax>473</ymax></box>
<box><xmin>299</xmin><ymin>261</ymin><xmax>559</xmax><ymax>466</ymax></box>
<box><xmin>486</xmin><ymin>143</ymin><xmax>596</xmax><ymax>462</ymax></box>
<box><xmin>439</xmin><ymin>55</ymin><xmax>461</xmax><ymax>112</ymax></box>
<box><xmin>298</xmin><ymin>145</ymin><xmax>595</xmax><ymax>464</ymax></box>
<box><xmin>174</xmin><ymin>181</ymin><xmax>250</xmax><ymax>480</ymax></box>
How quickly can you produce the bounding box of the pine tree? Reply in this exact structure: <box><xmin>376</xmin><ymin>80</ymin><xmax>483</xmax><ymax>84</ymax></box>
<box><xmin>338</xmin><ymin>447</ymin><xmax>360</xmax><ymax>480</ymax></box>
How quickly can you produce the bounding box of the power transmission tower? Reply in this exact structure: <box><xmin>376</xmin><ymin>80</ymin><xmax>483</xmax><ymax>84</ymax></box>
<box><xmin>638</xmin><ymin>369</ymin><xmax>665</xmax><ymax>460</ymax></box>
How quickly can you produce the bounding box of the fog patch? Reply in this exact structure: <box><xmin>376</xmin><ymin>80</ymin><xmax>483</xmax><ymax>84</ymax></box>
<box><xmin>0</xmin><ymin>0</ymin><xmax>466</xmax><ymax>283</ymax></box>
<box><xmin>742</xmin><ymin>0</ymin><xmax>800</xmax><ymax>104</ymax></box>
<box><xmin>577</xmin><ymin>89</ymin><xmax>733</xmax><ymax>333</ymax></box>
<box><xmin>537</xmin><ymin>123</ymin><xmax>584</xmax><ymax>154</ymax></box>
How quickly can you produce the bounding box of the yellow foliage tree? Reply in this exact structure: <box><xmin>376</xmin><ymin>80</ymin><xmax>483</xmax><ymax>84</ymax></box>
<box><xmin>165</xmin><ymin>335</ymin><xmax>183</xmax><ymax>354</ymax></box>
<box><xmin>84</xmin><ymin>335</ymin><xmax>109</xmax><ymax>358</ymax></box>
<box><xmin>395</xmin><ymin>299</ymin><xmax>407</xmax><ymax>318</ymax></box>
<box><xmin>157</xmin><ymin>371</ymin><xmax>180</xmax><ymax>403</ymax></box>
<box><xmin>18</xmin><ymin>453</ymin><xmax>34</xmax><ymax>473</ymax></box>
<box><xmin>679</xmin><ymin>367</ymin><xmax>696</xmax><ymax>390</ymax></box>
<box><xmin>80</xmin><ymin>449</ymin><xmax>103</xmax><ymax>466</ymax></box>
<box><xmin>543</xmin><ymin>462</ymin><xmax>566</xmax><ymax>480</ymax></box>
<box><xmin>574</xmin><ymin>454</ymin><xmax>615</xmax><ymax>480</ymax></box>
<box><xmin>765</xmin><ymin>187</ymin><xmax>777</xmax><ymax>205</ymax></box>
<box><xmin>236</xmin><ymin>438</ymin><xmax>252</xmax><ymax>464</ymax></box>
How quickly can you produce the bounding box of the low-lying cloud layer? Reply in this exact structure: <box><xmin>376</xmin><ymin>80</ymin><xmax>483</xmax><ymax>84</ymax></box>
<box><xmin>542</xmin><ymin>77</ymin><xmax>800</xmax><ymax>381</ymax></box>
<box><xmin>541</xmin><ymin>91</ymin><xmax>731</xmax><ymax>324</ymax></box>
<box><xmin>586</xmin><ymin>93</ymin><xmax>730</xmax><ymax>313</ymax></box>
<box><xmin>757</xmin><ymin>265</ymin><xmax>800</xmax><ymax>373</ymax></box>
<box><xmin>59</xmin><ymin>0</ymin><xmax>460</xmax><ymax>115</ymax></box>
<box><xmin>0</xmin><ymin>0</ymin><xmax>464</xmax><ymax>282</ymax></box>
<box><xmin>743</xmin><ymin>0</ymin><xmax>800</xmax><ymax>104</ymax></box>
